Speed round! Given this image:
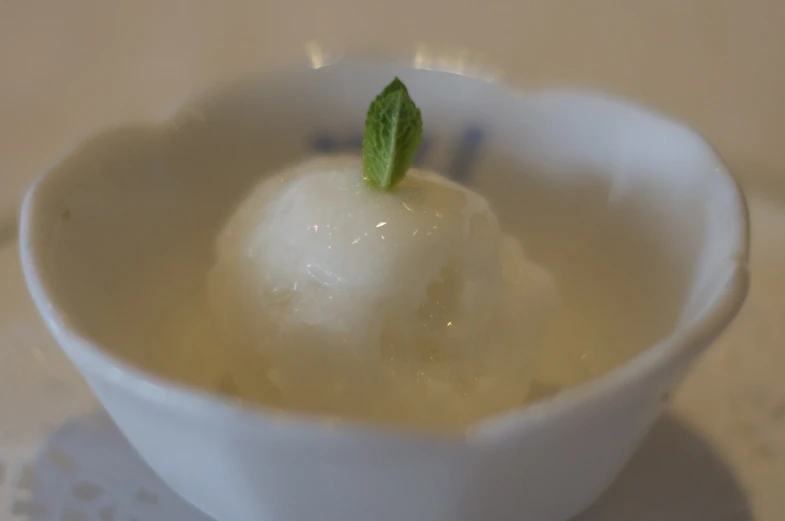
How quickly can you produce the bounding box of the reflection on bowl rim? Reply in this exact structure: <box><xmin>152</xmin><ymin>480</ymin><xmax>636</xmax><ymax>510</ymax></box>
<box><xmin>18</xmin><ymin>52</ymin><xmax>750</xmax><ymax>443</ymax></box>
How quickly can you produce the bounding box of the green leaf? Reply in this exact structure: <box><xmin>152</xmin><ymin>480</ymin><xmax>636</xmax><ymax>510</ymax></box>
<box><xmin>362</xmin><ymin>78</ymin><xmax>423</xmax><ymax>190</ymax></box>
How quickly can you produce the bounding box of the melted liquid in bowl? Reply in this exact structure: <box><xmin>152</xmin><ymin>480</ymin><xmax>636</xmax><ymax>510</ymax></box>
<box><xmin>42</xmin><ymin>129</ymin><xmax>691</xmax><ymax>431</ymax></box>
<box><xmin>137</xmin><ymin>162</ymin><xmax>688</xmax><ymax>431</ymax></box>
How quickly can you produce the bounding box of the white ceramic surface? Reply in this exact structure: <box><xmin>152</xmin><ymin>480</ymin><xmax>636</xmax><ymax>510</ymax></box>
<box><xmin>18</xmin><ymin>60</ymin><xmax>748</xmax><ymax>521</ymax></box>
<box><xmin>7</xmin><ymin>195</ymin><xmax>785</xmax><ymax>521</ymax></box>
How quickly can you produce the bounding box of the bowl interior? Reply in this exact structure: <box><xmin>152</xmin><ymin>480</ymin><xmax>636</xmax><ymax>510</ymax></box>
<box><xmin>24</xmin><ymin>59</ymin><xmax>746</xmax><ymax>403</ymax></box>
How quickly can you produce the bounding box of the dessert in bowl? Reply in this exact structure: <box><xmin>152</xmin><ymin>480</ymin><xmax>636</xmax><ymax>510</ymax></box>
<box><xmin>20</xmin><ymin>58</ymin><xmax>748</xmax><ymax>521</ymax></box>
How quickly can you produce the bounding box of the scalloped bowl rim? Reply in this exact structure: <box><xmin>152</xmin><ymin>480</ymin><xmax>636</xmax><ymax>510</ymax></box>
<box><xmin>19</xmin><ymin>56</ymin><xmax>750</xmax><ymax>443</ymax></box>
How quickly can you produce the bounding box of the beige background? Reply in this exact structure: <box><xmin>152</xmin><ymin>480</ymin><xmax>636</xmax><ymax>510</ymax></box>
<box><xmin>2</xmin><ymin>0</ymin><xmax>785</xmax><ymax>212</ymax></box>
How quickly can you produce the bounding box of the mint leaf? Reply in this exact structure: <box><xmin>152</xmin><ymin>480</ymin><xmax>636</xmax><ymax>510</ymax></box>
<box><xmin>362</xmin><ymin>78</ymin><xmax>423</xmax><ymax>190</ymax></box>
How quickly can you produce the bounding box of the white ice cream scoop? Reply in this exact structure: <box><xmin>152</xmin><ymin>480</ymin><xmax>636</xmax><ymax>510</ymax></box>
<box><xmin>208</xmin><ymin>155</ymin><xmax>557</xmax><ymax>427</ymax></box>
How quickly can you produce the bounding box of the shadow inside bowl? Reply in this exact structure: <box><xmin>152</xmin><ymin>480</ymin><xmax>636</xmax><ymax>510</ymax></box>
<box><xmin>4</xmin><ymin>410</ymin><xmax>752</xmax><ymax>521</ymax></box>
<box><xmin>32</xmin><ymin>119</ymin><xmax>698</xmax><ymax>406</ymax></box>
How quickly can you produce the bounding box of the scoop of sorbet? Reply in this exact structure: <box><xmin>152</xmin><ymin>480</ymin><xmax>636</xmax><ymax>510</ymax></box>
<box><xmin>207</xmin><ymin>155</ymin><xmax>557</xmax><ymax>428</ymax></box>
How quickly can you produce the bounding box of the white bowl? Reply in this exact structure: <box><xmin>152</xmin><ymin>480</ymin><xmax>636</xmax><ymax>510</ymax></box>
<box><xmin>20</xmin><ymin>58</ymin><xmax>749</xmax><ymax>521</ymax></box>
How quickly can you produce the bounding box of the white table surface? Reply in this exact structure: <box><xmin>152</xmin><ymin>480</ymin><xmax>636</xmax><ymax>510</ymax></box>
<box><xmin>1</xmin><ymin>2</ymin><xmax>783</xmax><ymax>520</ymax></box>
